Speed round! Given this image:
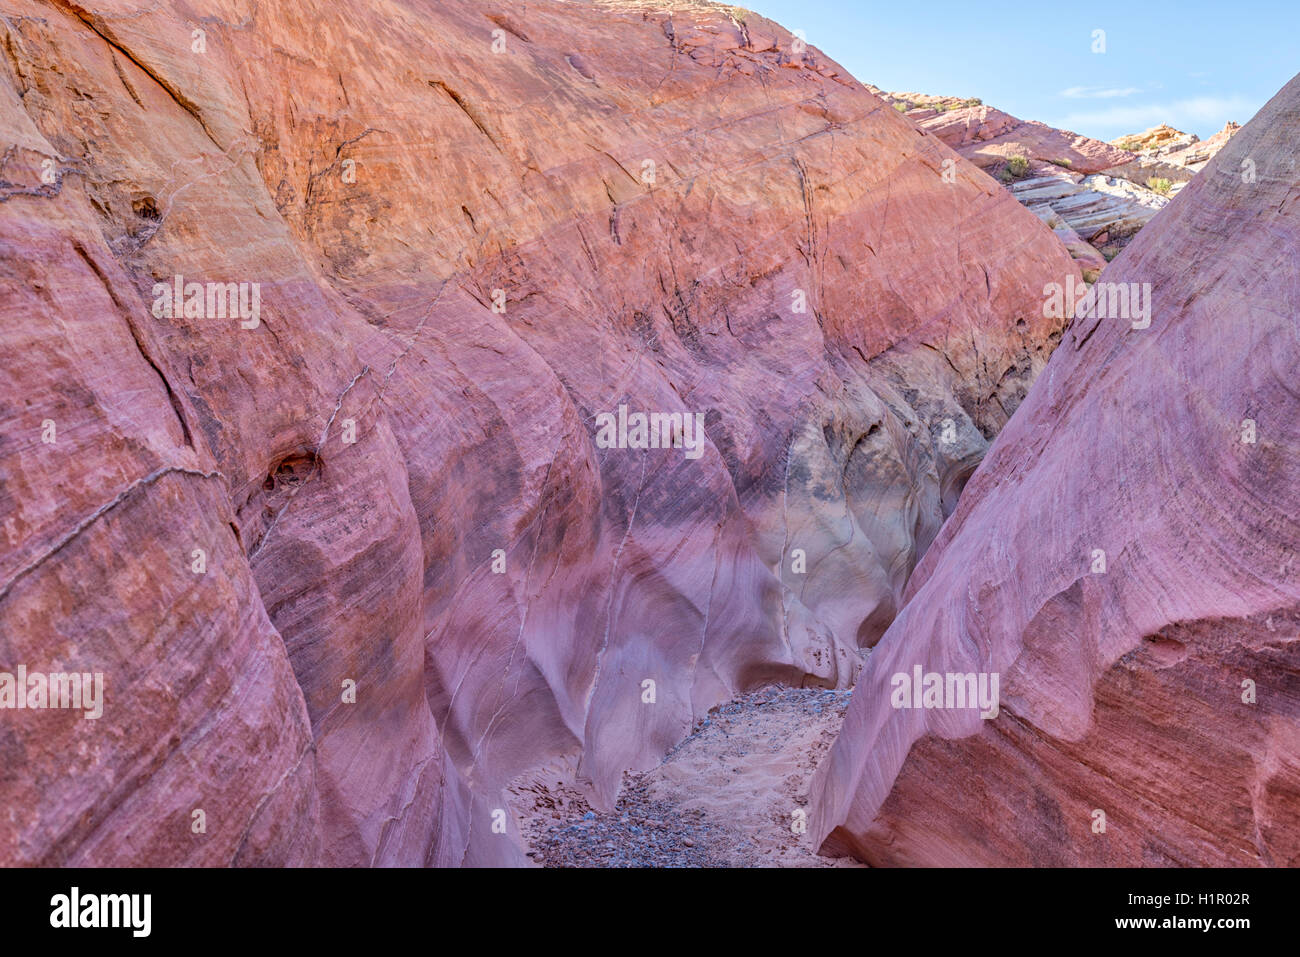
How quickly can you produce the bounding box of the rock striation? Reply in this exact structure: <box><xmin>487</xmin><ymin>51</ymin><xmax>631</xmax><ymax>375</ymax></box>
<box><xmin>0</xmin><ymin>0</ymin><xmax>1076</xmax><ymax>864</ymax></box>
<box><xmin>811</xmin><ymin>72</ymin><xmax>1300</xmax><ymax>867</ymax></box>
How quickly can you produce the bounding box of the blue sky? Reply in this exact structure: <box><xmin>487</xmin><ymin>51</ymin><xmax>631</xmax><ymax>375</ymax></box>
<box><xmin>743</xmin><ymin>0</ymin><xmax>1299</xmax><ymax>142</ymax></box>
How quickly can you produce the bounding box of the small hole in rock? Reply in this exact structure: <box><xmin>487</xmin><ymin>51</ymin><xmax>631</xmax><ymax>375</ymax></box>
<box><xmin>264</xmin><ymin>451</ymin><xmax>319</xmax><ymax>492</ymax></box>
<box><xmin>132</xmin><ymin>196</ymin><xmax>161</xmax><ymax>220</ymax></box>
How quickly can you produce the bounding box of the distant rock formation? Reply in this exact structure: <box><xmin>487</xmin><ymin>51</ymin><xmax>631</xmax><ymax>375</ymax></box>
<box><xmin>0</xmin><ymin>0</ymin><xmax>1076</xmax><ymax>864</ymax></box>
<box><xmin>1168</xmin><ymin>122</ymin><xmax>1243</xmax><ymax>168</ymax></box>
<box><xmin>1111</xmin><ymin>122</ymin><xmax>1202</xmax><ymax>157</ymax></box>
<box><xmin>1112</xmin><ymin>121</ymin><xmax>1241</xmax><ymax>171</ymax></box>
<box><xmin>875</xmin><ymin>89</ymin><xmax>1241</xmax><ymax>280</ymax></box>
<box><xmin>811</xmin><ymin>72</ymin><xmax>1300</xmax><ymax>867</ymax></box>
<box><xmin>880</xmin><ymin>92</ymin><xmax>1134</xmax><ymax>175</ymax></box>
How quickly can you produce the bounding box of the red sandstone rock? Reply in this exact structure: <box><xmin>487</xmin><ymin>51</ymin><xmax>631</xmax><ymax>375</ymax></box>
<box><xmin>0</xmin><ymin>0</ymin><xmax>1077</xmax><ymax>865</ymax></box>
<box><xmin>912</xmin><ymin>105</ymin><xmax>1136</xmax><ymax>175</ymax></box>
<box><xmin>810</xmin><ymin>73</ymin><xmax>1300</xmax><ymax>867</ymax></box>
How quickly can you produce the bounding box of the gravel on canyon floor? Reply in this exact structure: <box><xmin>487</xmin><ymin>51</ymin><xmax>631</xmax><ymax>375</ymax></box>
<box><xmin>512</xmin><ymin>686</ymin><xmax>863</xmax><ymax>867</ymax></box>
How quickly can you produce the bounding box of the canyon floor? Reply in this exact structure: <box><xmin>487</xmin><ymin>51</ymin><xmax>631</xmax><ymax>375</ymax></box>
<box><xmin>512</xmin><ymin>687</ymin><xmax>862</xmax><ymax>867</ymax></box>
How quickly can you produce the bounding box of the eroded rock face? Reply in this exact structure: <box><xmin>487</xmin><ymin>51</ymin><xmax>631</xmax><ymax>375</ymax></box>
<box><xmin>810</xmin><ymin>72</ymin><xmax>1300</xmax><ymax>867</ymax></box>
<box><xmin>0</xmin><ymin>0</ymin><xmax>1077</xmax><ymax>864</ymax></box>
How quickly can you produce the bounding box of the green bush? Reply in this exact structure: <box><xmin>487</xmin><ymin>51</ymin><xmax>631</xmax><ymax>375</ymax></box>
<box><xmin>1147</xmin><ymin>177</ymin><xmax>1173</xmax><ymax>195</ymax></box>
<box><xmin>1007</xmin><ymin>155</ymin><xmax>1030</xmax><ymax>178</ymax></box>
<box><xmin>928</xmin><ymin>97</ymin><xmax>981</xmax><ymax>113</ymax></box>
<box><xmin>1047</xmin><ymin>157</ymin><xmax>1073</xmax><ymax>168</ymax></box>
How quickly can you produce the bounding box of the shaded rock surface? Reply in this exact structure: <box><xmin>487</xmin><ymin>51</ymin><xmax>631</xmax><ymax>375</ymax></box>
<box><xmin>0</xmin><ymin>0</ymin><xmax>1077</xmax><ymax>864</ymax></box>
<box><xmin>810</xmin><ymin>73</ymin><xmax>1300</xmax><ymax>867</ymax></box>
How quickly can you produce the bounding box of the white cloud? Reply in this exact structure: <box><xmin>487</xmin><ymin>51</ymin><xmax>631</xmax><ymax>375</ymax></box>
<box><xmin>1055</xmin><ymin>95</ymin><xmax>1259</xmax><ymax>137</ymax></box>
<box><xmin>1060</xmin><ymin>85</ymin><xmax>1141</xmax><ymax>99</ymax></box>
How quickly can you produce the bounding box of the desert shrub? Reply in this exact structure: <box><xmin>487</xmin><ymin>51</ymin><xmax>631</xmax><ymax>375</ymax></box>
<box><xmin>1007</xmin><ymin>155</ymin><xmax>1030</xmax><ymax>178</ymax></box>
<box><xmin>1147</xmin><ymin>177</ymin><xmax>1173</xmax><ymax>194</ymax></box>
